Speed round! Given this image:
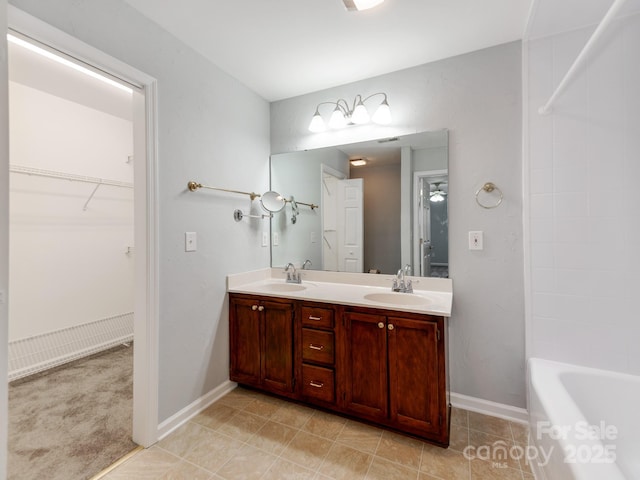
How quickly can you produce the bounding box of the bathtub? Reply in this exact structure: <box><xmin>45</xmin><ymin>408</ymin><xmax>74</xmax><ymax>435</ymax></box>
<box><xmin>527</xmin><ymin>358</ymin><xmax>640</xmax><ymax>480</ymax></box>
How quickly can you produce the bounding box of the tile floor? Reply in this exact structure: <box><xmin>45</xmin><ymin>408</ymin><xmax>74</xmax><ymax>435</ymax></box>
<box><xmin>103</xmin><ymin>387</ymin><xmax>534</xmax><ymax>480</ymax></box>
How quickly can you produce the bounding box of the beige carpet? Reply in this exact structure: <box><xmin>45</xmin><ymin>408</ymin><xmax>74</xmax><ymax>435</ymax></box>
<box><xmin>8</xmin><ymin>344</ymin><xmax>138</xmax><ymax>480</ymax></box>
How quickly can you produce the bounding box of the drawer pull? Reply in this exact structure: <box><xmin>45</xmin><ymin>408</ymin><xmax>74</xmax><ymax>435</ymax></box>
<box><xmin>309</xmin><ymin>380</ymin><xmax>324</xmax><ymax>388</ymax></box>
<box><xmin>309</xmin><ymin>343</ymin><xmax>324</xmax><ymax>351</ymax></box>
<box><xmin>308</xmin><ymin>315</ymin><xmax>322</xmax><ymax>321</ymax></box>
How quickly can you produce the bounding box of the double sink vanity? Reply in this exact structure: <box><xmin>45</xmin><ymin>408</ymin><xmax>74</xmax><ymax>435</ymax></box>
<box><xmin>227</xmin><ymin>268</ymin><xmax>453</xmax><ymax>446</ymax></box>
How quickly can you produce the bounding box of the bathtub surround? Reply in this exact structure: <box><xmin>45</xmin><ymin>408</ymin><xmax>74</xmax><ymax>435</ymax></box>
<box><xmin>525</xmin><ymin>4</ymin><xmax>640</xmax><ymax>374</ymax></box>
<box><xmin>8</xmin><ymin>344</ymin><xmax>136</xmax><ymax>480</ymax></box>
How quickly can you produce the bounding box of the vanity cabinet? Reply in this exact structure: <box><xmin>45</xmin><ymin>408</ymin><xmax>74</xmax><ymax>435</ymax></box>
<box><xmin>228</xmin><ymin>292</ymin><xmax>449</xmax><ymax>446</ymax></box>
<box><xmin>342</xmin><ymin>308</ymin><xmax>448</xmax><ymax>443</ymax></box>
<box><xmin>229</xmin><ymin>294</ymin><xmax>295</xmax><ymax>396</ymax></box>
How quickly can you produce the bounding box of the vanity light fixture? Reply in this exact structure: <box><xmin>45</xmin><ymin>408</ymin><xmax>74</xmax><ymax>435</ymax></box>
<box><xmin>342</xmin><ymin>0</ymin><xmax>385</xmax><ymax>11</ymax></box>
<box><xmin>350</xmin><ymin>158</ymin><xmax>367</xmax><ymax>167</ymax></box>
<box><xmin>308</xmin><ymin>93</ymin><xmax>391</xmax><ymax>132</ymax></box>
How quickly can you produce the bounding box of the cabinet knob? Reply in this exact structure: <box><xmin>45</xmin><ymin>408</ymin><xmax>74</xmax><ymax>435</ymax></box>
<box><xmin>258</xmin><ymin>305</ymin><xmax>264</xmax><ymax>312</ymax></box>
<box><xmin>388</xmin><ymin>324</ymin><xmax>394</xmax><ymax>331</ymax></box>
<box><xmin>252</xmin><ymin>305</ymin><xmax>258</xmax><ymax>311</ymax></box>
<box><xmin>378</xmin><ymin>322</ymin><xmax>385</xmax><ymax>329</ymax></box>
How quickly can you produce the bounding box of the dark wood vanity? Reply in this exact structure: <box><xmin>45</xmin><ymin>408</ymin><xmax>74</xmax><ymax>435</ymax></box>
<box><xmin>229</xmin><ymin>292</ymin><xmax>450</xmax><ymax>446</ymax></box>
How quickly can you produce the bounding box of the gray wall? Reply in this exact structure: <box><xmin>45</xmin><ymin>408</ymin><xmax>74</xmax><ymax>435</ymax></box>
<box><xmin>1</xmin><ymin>0</ymin><xmax>9</xmax><ymax>474</ymax></box>
<box><xmin>271</xmin><ymin>42</ymin><xmax>525</xmax><ymax>408</ymax></box>
<box><xmin>7</xmin><ymin>0</ymin><xmax>271</xmax><ymax>423</ymax></box>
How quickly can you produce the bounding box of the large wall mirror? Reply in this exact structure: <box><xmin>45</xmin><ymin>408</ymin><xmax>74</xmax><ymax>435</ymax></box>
<box><xmin>270</xmin><ymin>130</ymin><xmax>448</xmax><ymax>277</ymax></box>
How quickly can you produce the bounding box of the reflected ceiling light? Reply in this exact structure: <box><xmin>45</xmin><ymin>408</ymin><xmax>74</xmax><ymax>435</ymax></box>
<box><xmin>308</xmin><ymin>93</ymin><xmax>391</xmax><ymax>132</ymax></box>
<box><xmin>430</xmin><ymin>183</ymin><xmax>447</xmax><ymax>203</ymax></box>
<box><xmin>350</xmin><ymin>158</ymin><xmax>367</xmax><ymax>166</ymax></box>
<box><xmin>6</xmin><ymin>33</ymin><xmax>133</xmax><ymax>94</ymax></box>
<box><xmin>342</xmin><ymin>0</ymin><xmax>385</xmax><ymax>11</ymax></box>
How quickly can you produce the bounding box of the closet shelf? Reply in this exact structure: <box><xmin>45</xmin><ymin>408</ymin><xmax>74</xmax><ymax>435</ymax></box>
<box><xmin>10</xmin><ymin>164</ymin><xmax>133</xmax><ymax>211</ymax></box>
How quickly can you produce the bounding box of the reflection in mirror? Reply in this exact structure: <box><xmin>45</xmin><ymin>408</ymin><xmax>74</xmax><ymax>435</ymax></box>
<box><xmin>270</xmin><ymin>130</ymin><xmax>448</xmax><ymax>277</ymax></box>
<box><xmin>260</xmin><ymin>190</ymin><xmax>286</xmax><ymax>212</ymax></box>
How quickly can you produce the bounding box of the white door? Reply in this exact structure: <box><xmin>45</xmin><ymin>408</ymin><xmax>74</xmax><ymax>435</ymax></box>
<box><xmin>336</xmin><ymin>178</ymin><xmax>363</xmax><ymax>273</ymax></box>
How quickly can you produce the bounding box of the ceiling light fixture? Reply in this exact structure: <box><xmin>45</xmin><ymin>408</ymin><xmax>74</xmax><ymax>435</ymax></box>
<box><xmin>342</xmin><ymin>0</ymin><xmax>385</xmax><ymax>11</ymax></box>
<box><xmin>308</xmin><ymin>93</ymin><xmax>391</xmax><ymax>132</ymax></box>
<box><xmin>350</xmin><ymin>158</ymin><xmax>367</xmax><ymax>167</ymax></box>
<box><xmin>430</xmin><ymin>183</ymin><xmax>447</xmax><ymax>203</ymax></box>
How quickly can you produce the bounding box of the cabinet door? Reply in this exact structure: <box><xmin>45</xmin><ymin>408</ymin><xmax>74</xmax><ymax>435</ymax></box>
<box><xmin>343</xmin><ymin>311</ymin><xmax>388</xmax><ymax>421</ymax></box>
<box><xmin>387</xmin><ymin>315</ymin><xmax>441</xmax><ymax>434</ymax></box>
<box><xmin>229</xmin><ymin>296</ymin><xmax>262</xmax><ymax>386</ymax></box>
<box><xmin>262</xmin><ymin>300</ymin><xmax>294</xmax><ymax>393</ymax></box>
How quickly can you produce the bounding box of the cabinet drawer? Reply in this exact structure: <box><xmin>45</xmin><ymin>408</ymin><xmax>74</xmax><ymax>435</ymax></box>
<box><xmin>302</xmin><ymin>328</ymin><xmax>335</xmax><ymax>365</ymax></box>
<box><xmin>302</xmin><ymin>364</ymin><xmax>335</xmax><ymax>403</ymax></box>
<box><xmin>301</xmin><ymin>306</ymin><xmax>334</xmax><ymax>329</ymax></box>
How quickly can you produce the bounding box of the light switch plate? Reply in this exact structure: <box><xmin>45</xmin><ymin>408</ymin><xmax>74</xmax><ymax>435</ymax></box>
<box><xmin>273</xmin><ymin>232</ymin><xmax>279</xmax><ymax>246</ymax></box>
<box><xmin>185</xmin><ymin>232</ymin><xmax>197</xmax><ymax>252</ymax></box>
<box><xmin>262</xmin><ymin>231</ymin><xmax>269</xmax><ymax>247</ymax></box>
<box><xmin>469</xmin><ymin>231</ymin><xmax>483</xmax><ymax>250</ymax></box>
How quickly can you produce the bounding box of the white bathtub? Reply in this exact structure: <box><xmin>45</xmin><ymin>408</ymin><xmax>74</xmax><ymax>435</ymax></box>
<box><xmin>528</xmin><ymin>358</ymin><xmax>640</xmax><ymax>480</ymax></box>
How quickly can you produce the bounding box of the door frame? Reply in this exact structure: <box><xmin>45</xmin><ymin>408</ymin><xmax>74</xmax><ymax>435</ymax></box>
<box><xmin>7</xmin><ymin>6</ymin><xmax>159</xmax><ymax>447</ymax></box>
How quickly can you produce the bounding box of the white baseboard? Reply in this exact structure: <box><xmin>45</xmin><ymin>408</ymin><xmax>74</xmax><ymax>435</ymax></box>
<box><xmin>156</xmin><ymin>380</ymin><xmax>237</xmax><ymax>441</ymax></box>
<box><xmin>450</xmin><ymin>391</ymin><xmax>529</xmax><ymax>424</ymax></box>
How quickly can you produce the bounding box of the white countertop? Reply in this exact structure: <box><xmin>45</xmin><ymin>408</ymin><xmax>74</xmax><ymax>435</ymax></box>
<box><xmin>227</xmin><ymin>268</ymin><xmax>452</xmax><ymax>317</ymax></box>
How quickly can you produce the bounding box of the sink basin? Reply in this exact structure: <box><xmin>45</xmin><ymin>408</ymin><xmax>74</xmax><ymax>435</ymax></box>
<box><xmin>259</xmin><ymin>283</ymin><xmax>307</xmax><ymax>292</ymax></box>
<box><xmin>363</xmin><ymin>292</ymin><xmax>432</xmax><ymax>306</ymax></box>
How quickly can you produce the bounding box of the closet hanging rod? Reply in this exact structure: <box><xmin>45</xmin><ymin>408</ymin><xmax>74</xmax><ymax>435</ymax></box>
<box><xmin>187</xmin><ymin>181</ymin><xmax>260</xmax><ymax>200</ymax></box>
<box><xmin>538</xmin><ymin>0</ymin><xmax>628</xmax><ymax>115</ymax></box>
<box><xmin>10</xmin><ymin>164</ymin><xmax>133</xmax><ymax>188</ymax></box>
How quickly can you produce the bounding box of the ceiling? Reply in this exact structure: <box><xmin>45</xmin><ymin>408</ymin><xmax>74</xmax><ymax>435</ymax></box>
<box><xmin>122</xmin><ymin>0</ymin><xmax>532</xmax><ymax>101</ymax></box>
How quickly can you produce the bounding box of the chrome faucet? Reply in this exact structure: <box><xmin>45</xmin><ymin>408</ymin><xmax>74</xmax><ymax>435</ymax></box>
<box><xmin>302</xmin><ymin>259</ymin><xmax>312</xmax><ymax>270</ymax></box>
<box><xmin>392</xmin><ymin>264</ymin><xmax>413</xmax><ymax>293</ymax></box>
<box><xmin>284</xmin><ymin>262</ymin><xmax>301</xmax><ymax>284</ymax></box>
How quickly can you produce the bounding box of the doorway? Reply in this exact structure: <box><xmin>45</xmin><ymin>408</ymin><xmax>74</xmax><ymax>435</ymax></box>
<box><xmin>413</xmin><ymin>170</ymin><xmax>448</xmax><ymax>277</ymax></box>
<box><xmin>6</xmin><ymin>6</ymin><xmax>159</xmax><ymax>449</ymax></box>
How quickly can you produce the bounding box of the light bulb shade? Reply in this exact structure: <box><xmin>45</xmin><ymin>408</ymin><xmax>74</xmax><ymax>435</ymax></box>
<box><xmin>353</xmin><ymin>0</ymin><xmax>384</xmax><ymax>10</ymax></box>
<box><xmin>372</xmin><ymin>99</ymin><xmax>391</xmax><ymax>125</ymax></box>
<box><xmin>329</xmin><ymin>107</ymin><xmax>347</xmax><ymax>129</ymax></box>
<box><xmin>308</xmin><ymin>111</ymin><xmax>326</xmax><ymax>132</ymax></box>
<box><xmin>351</xmin><ymin>102</ymin><xmax>370</xmax><ymax>124</ymax></box>
<box><xmin>430</xmin><ymin>192</ymin><xmax>445</xmax><ymax>202</ymax></box>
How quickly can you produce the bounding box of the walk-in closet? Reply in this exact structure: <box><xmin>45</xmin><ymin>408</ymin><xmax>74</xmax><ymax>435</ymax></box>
<box><xmin>7</xmin><ymin>32</ymin><xmax>136</xmax><ymax>479</ymax></box>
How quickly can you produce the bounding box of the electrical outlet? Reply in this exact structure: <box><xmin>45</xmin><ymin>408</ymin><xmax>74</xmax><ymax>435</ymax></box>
<box><xmin>185</xmin><ymin>232</ymin><xmax>197</xmax><ymax>252</ymax></box>
<box><xmin>469</xmin><ymin>231</ymin><xmax>483</xmax><ymax>250</ymax></box>
<box><xmin>262</xmin><ymin>231</ymin><xmax>269</xmax><ymax>247</ymax></box>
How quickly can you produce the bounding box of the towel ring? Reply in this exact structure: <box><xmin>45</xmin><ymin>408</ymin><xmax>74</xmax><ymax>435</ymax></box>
<box><xmin>475</xmin><ymin>182</ymin><xmax>503</xmax><ymax>209</ymax></box>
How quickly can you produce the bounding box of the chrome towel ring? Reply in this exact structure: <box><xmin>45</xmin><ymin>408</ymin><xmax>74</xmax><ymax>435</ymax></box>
<box><xmin>475</xmin><ymin>182</ymin><xmax>503</xmax><ymax>209</ymax></box>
